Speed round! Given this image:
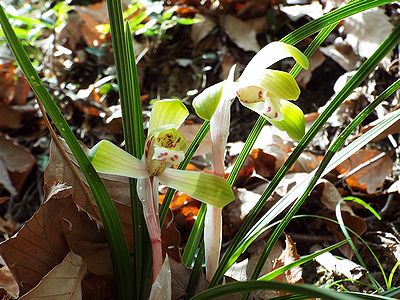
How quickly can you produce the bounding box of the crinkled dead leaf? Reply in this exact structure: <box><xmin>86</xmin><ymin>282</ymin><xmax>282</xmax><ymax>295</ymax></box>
<box><xmin>312</xmin><ymin>245</ymin><xmax>366</xmax><ymax>280</ymax></box>
<box><xmin>0</xmin><ymin>263</ymin><xmax>19</xmax><ymax>299</ymax></box>
<box><xmin>179</xmin><ymin>123</ymin><xmax>212</xmax><ymax>156</ymax></box>
<box><xmin>220</xmin><ymin>15</ymin><xmax>260</xmax><ymax>52</ymax></box>
<box><xmin>335</xmin><ymin>149</ymin><xmax>392</xmax><ymax>194</ymax></box>
<box><xmin>343</xmin><ymin>8</ymin><xmax>394</xmax><ymax>69</ymax></box>
<box><xmin>360</xmin><ymin>110</ymin><xmax>400</xmax><ymax>143</ymax></box>
<box><xmin>20</xmin><ymin>251</ymin><xmax>86</xmax><ymax>300</ymax></box>
<box><xmin>0</xmin><ymin>190</ymin><xmax>112</xmax><ymax>295</ymax></box>
<box><xmin>44</xmin><ymin>138</ymin><xmax>133</xmax><ymax>246</ymax></box>
<box><xmin>297</xmin><ymin>49</ymin><xmax>326</xmax><ymax>88</ymax></box>
<box><xmin>318</xmin><ymin>179</ymin><xmax>353</xmax><ymax>215</ymax></box>
<box><xmin>0</xmin><ymin>103</ymin><xmax>21</xmax><ymax>129</ymax></box>
<box><xmin>58</xmin><ymin>2</ymin><xmax>109</xmax><ymax>51</ymax></box>
<box><xmin>0</xmin><ymin>134</ymin><xmax>35</xmax><ymax>194</ymax></box>
<box><xmin>250</xmin><ymin>127</ymin><xmax>319</xmax><ymax>177</ymax></box>
<box><xmin>272</xmin><ymin>234</ymin><xmax>303</xmax><ymax>285</ymax></box>
<box><xmin>280</xmin><ymin>1</ymin><xmax>323</xmax><ymax>21</ymax></box>
<box><xmin>325</xmin><ymin>211</ymin><xmax>367</xmax><ymax>259</ymax></box>
<box><xmin>190</xmin><ymin>14</ymin><xmax>216</xmax><ymax>46</ymax></box>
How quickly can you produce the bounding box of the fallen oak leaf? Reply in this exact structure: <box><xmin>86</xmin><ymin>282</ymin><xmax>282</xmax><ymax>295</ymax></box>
<box><xmin>20</xmin><ymin>251</ymin><xmax>86</xmax><ymax>300</ymax></box>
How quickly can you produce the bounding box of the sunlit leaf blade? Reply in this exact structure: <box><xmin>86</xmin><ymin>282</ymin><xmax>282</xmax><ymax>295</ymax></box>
<box><xmin>88</xmin><ymin>140</ymin><xmax>148</xmax><ymax>179</ymax></box>
<box><xmin>190</xmin><ymin>281</ymin><xmax>380</xmax><ymax>300</ymax></box>
<box><xmin>258</xmin><ymin>240</ymin><xmax>347</xmax><ymax>281</ymax></box>
<box><xmin>148</xmin><ymin>99</ymin><xmax>189</xmax><ymax>134</ymax></box>
<box><xmin>269</xmin><ymin>100</ymin><xmax>306</xmax><ymax>141</ymax></box>
<box><xmin>241</xmin><ymin>42</ymin><xmax>309</xmax><ymax>80</ymax></box>
<box><xmin>0</xmin><ymin>5</ymin><xmax>133</xmax><ymax>300</ymax></box>
<box><xmin>158</xmin><ymin>169</ymin><xmax>234</xmax><ymax>208</ymax></box>
<box><xmin>211</xmin><ymin>24</ymin><xmax>400</xmax><ymax>287</ymax></box>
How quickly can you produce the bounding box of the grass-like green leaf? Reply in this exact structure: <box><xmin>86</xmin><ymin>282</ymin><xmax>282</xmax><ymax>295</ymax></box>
<box><xmin>0</xmin><ymin>5</ymin><xmax>133</xmax><ymax>300</ymax></box>
<box><xmin>258</xmin><ymin>240</ymin><xmax>348</xmax><ymax>281</ymax></box>
<box><xmin>211</xmin><ymin>24</ymin><xmax>400</xmax><ymax>287</ymax></box>
<box><xmin>246</xmin><ymin>79</ymin><xmax>400</xmax><ymax>292</ymax></box>
<box><xmin>106</xmin><ymin>2</ymin><xmax>148</xmax><ymax>296</ymax></box>
<box><xmin>190</xmin><ymin>280</ymin><xmax>393</xmax><ymax>300</ymax></box>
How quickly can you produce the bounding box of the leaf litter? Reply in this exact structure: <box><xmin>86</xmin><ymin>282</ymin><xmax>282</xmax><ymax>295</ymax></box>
<box><xmin>0</xmin><ymin>0</ymin><xmax>399</xmax><ymax>298</ymax></box>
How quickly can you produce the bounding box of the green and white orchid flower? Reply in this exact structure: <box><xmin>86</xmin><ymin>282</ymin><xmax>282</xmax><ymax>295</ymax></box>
<box><xmin>193</xmin><ymin>41</ymin><xmax>309</xmax><ymax>280</ymax></box>
<box><xmin>193</xmin><ymin>41</ymin><xmax>309</xmax><ymax>141</ymax></box>
<box><xmin>88</xmin><ymin>99</ymin><xmax>234</xmax><ymax>280</ymax></box>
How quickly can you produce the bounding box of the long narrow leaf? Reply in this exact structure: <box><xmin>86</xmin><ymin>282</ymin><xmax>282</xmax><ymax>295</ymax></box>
<box><xmin>211</xmin><ymin>24</ymin><xmax>400</xmax><ymax>286</ymax></box>
<box><xmin>0</xmin><ymin>5</ymin><xmax>133</xmax><ymax>300</ymax></box>
<box><xmin>106</xmin><ymin>1</ymin><xmax>148</xmax><ymax>296</ymax></box>
<box><xmin>190</xmin><ymin>281</ymin><xmax>391</xmax><ymax>300</ymax></box>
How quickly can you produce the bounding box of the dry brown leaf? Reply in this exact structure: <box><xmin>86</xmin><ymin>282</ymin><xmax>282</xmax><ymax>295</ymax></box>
<box><xmin>318</xmin><ymin>179</ymin><xmax>353</xmax><ymax>214</ymax></box>
<box><xmin>297</xmin><ymin>49</ymin><xmax>326</xmax><ymax>88</ymax></box>
<box><xmin>251</xmin><ymin>127</ymin><xmax>319</xmax><ymax>176</ymax></box>
<box><xmin>0</xmin><ymin>103</ymin><xmax>21</xmax><ymax>129</ymax></box>
<box><xmin>325</xmin><ymin>211</ymin><xmax>367</xmax><ymax>259</ymax></box>
<box><xmin>179</xmin><ymin>123</ymin><xmax>212</xmax><ymax>156</ymax></box>
<box><xmin>360</xmin><ymin>110</ymin><xmax>400</xmax><ymax>143</ymax></box>
<box><xmin>0</xmin><ymin>63</ymin><xmax>16</xmax><ymax>104</ymax></box>
<box><xmin>190</xmin><ymin>14</ymin><xmax>216</xmax><ymax>46</ymax></box>
<box><xmin>0</xmin><ymin>134</ymin><xmax>36</xmax><ymax>194</ymax></box>
<box><xmin>44</xmin><ymin>138</ymin><xmax>133</xmax><ymax>246</ymax></box>
<box><xmin>0</xmin><ymin>191</ymin><xmax>112</xmax><ymax>295</ymax></box>
<box><xmin>219</xmin><ymin>15</ymin><xmax>260</xmax><ymax>52</ymax></box>
<box><xmin>336</xmin><ymin>149</ymin><xmax>392</xmax><ymax>194</ymax></box>
<box><xmin>20</xmin><ymin>251</ymin><xmax>86</xmax><ymax>300</ymax></box>
<box><xmin>0</xmin><ymin>263</ymin><xmax>19</xmax><ymax>299</ymax></box>
<box><xmin>343</xmin><ymin>8</ymin><xmax>393</xmax><ymax>68</ymax></box>
<box><xmin>272</xmin><ymin>234</ymin><xmax>303</xmax><ymax>285</ymax></box>
<box><xmin>312</xmin><ymin>245</ymin><xmax>366</xmax><ymax>280</ymax></box>
<box><xmin>58</xmin><ymin>2</ymin><xmax>109</xmax><ymax>51</ymax></box>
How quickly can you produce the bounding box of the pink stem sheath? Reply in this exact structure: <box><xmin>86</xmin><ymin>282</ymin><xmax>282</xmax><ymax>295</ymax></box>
<box><xmin>138</xmin><ymin>177</ymin><xmax>163</xmax><ymax>282</ymax></box>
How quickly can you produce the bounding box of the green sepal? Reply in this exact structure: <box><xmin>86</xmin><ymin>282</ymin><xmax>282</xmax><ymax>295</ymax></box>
<box><xmin>88</xmin><ymin>140</ymin><xmax>148</xmax><ymax>178</ymax></box>
<box><xmin>269</xmin><ymin>100</ymin><xmax>306</xmax><ymax>141</ymax></box>
<box><xmin>193</xmin><ymin>81</ymin><xmax>224</xmax><ymax>121</ymax></box>
<box><xmin>158</xmin><ymin>168</ymin><xmax>235</xmax><ymax>208</ymax></box>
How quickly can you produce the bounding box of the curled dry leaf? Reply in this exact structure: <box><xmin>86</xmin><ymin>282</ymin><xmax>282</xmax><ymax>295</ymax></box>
<box><xmin>250</xmin><ymin>127</ymin><xmax>319</xmax><ymax>177</ymax></box>
<box><xmin>335</xmin><ymin>149</ymin><xmax>392</xmax><ymax>194</ymax></box>
<box><xmin>0</xmin><ymin>134</ymin><xmax>36</xmax><ymax>194</ymax></box>
<box><xmin>0</xmin><ymin>263</ymin><xmax>19</xmax><ymax>299</ymax></box>
<box><xmin>44</xmin><ymin>138</ymin><xmax>133</xmax><ymax>246</ymax></box>
<box><xmin>219</xmin><ymin>15</ymin><xmax>260</xmax><ymax>52</ymax></box>
<box><xmin>0</xmin><ymin>103</ymin><xmax>21</xmax><ymax>129</ymax></box>
<box><xmin>318</xmin><ymin>179</ymin><xmax>353</xmax><ymax>214</ymax></box>
<box><xmin>312</xmin><ymin>245</ymin><xmax>366</xmax><ymax>280</ymax></box>
<box><xmin>0</xmin><ymin>190</ymin><xmax>112</xmax><ymax>296</ymax></box>
<box><xmin>342</xmin><ymin>8</ymin><xmax>394</xmax><ymax>68</ymax></box>
<box><xmin>20</xmin><ymin>251</ymin><xmax>86</xmax><ymax>300</ymax></box>
<box><xmin>324</xmin><ymin>211</ymin><xmax>367</xmax><ymax>259</ymax></box>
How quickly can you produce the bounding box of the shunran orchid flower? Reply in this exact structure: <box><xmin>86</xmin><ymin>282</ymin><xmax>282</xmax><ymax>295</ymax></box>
<box><xmin>193</xmin><ymin>41</ymin><xmax>309</xmax><ymax>141</ymax></box>
<box><xmin>88</xmin><ymin>99</ymin><xmax>234</xmax><ymax>281</ymax></box>
<box><xmin>192</xmin><ymin>41</ymin><xmax>309</xmax><ymax>280</ymax></box>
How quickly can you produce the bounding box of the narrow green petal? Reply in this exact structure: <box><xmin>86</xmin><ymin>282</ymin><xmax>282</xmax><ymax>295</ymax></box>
<box><xmin>88</xmin><ymin>140</ymin><xmax>148</xmax><ymax>178</ymax></box>
<box><xmin>241</xmin><ymin>41</ymin><xmax>309</xmax><ymax>81</ymax></box>
<box><xmin>269</xmin><ymin>100</ymin><xmax>306</xmax><ymax>141</ymax></box>
<box><xmin>193</xmin><ymin>81</ymin><xmax>224</xmax><ymax>121</ymax></box>
<box><xmin>148</xmin><ymin>99</ymin><xmax>189</xmax><ymax>134</ymax></box>
<box><xmin>259</xmin><ymin>70</ymin><xmax>301</xmax><ymax>100</ymax></box>
<box><xmin>158</xmin><ymin>169</ymin><xmax>235</xmax><ymax>208</ymax></box>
